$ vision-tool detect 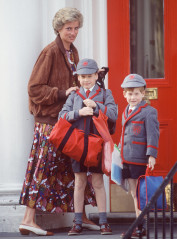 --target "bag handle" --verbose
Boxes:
[145,166,154,176]
[80,116,92,164]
